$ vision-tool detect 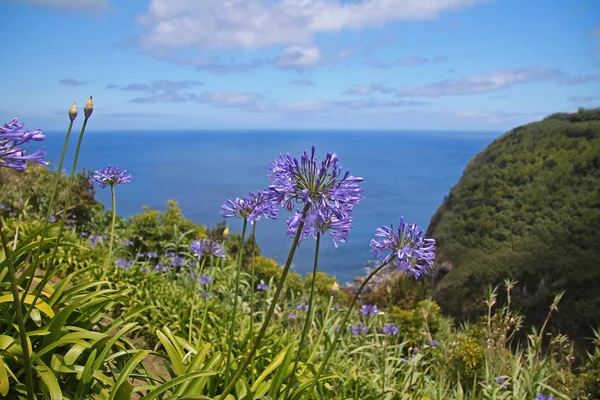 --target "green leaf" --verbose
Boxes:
[0,356,10,396]
[108,350,150,400]
[156,330,185,376]
[0,292,55,318]
[139,371,217,400]
[35,364,62,400]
